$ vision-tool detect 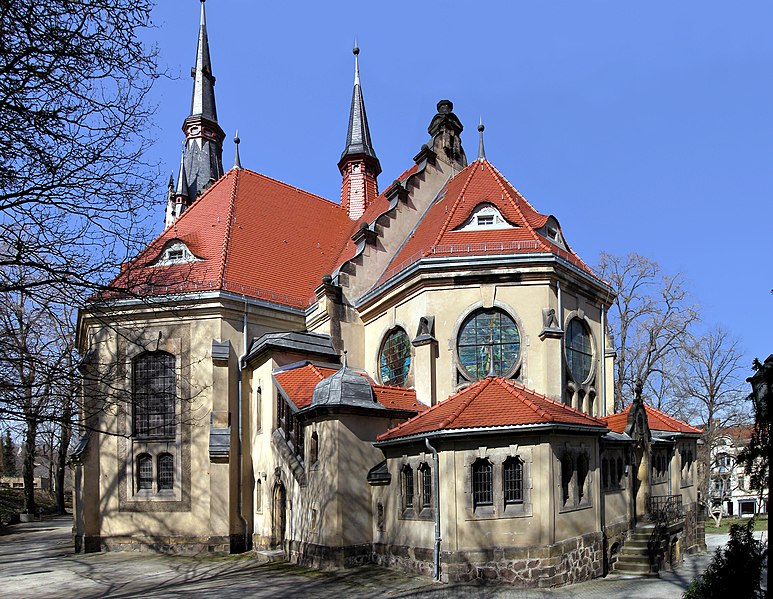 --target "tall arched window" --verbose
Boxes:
[157,453,174,490]
[419,463,432,509]
[379,328,411,386]
[561,454,574,506]
[458,308,520,381]
[401,465,414,510]
[503,457,523,505]
[577,453,589,502]
[565,319,593,383]
[309,431,319,465]
[133,352,176,439]
[472,459,493,508]
[137,453,153,491]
